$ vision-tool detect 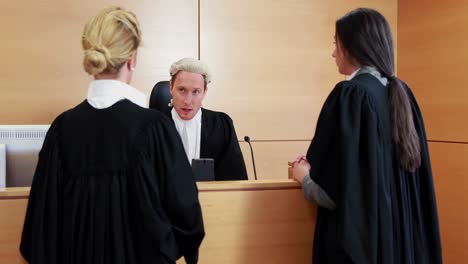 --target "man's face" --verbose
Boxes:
[170,71,207,120]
